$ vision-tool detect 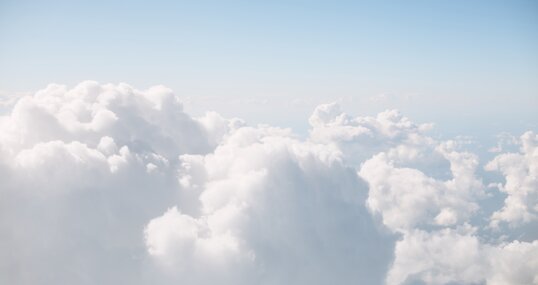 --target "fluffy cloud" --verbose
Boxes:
[308,102,537,284]
[387,228,538,285]
[309,102,434,164]
[0,81,231,284]
[387,228,488,285]
[145,125,394,284]
[358,141,484,231]
[0,82,536,285]
[358,136,538,285]
[486,131,538,227]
